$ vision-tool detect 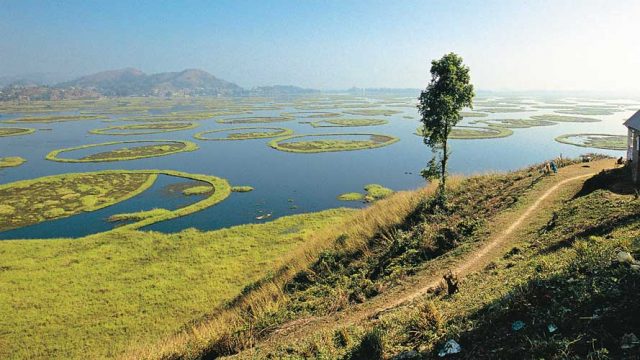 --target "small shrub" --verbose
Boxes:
[349,327,385,360]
